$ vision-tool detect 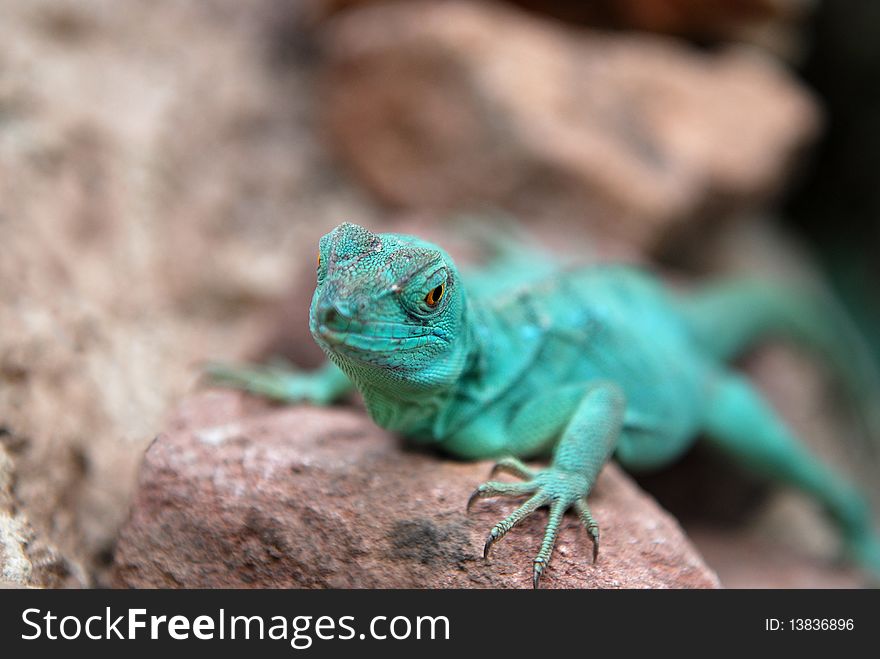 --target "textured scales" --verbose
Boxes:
[208,222,880,587]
